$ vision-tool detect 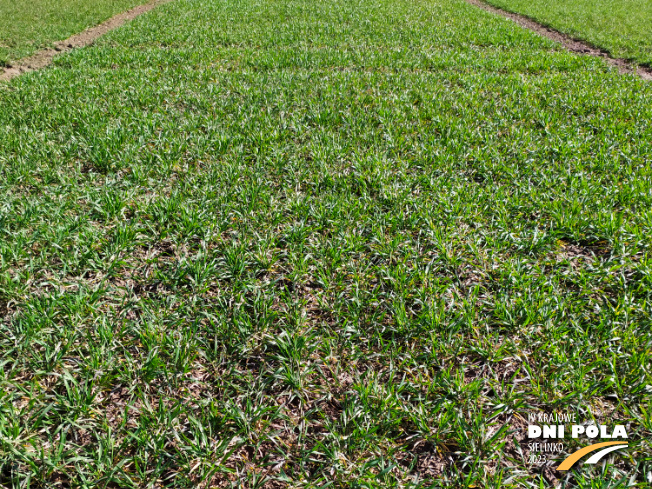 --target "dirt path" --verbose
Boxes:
[0,0,168,82]
[465,0,652,81]
[2,0,649,83]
